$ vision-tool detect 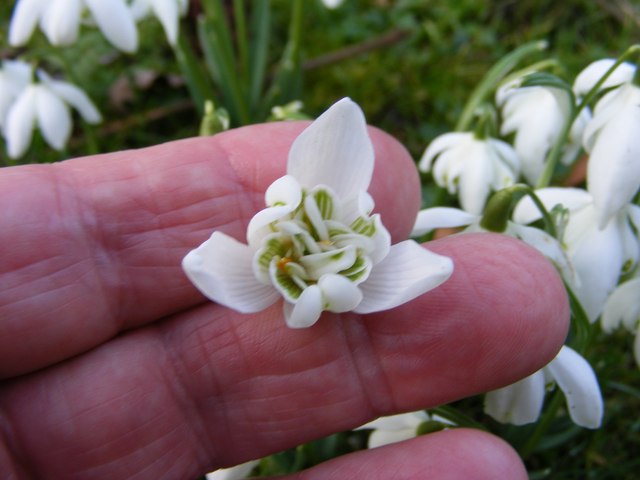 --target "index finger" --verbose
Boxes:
[0,123,420,377]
